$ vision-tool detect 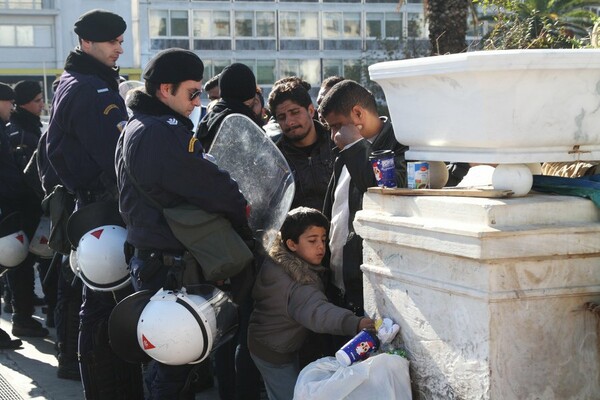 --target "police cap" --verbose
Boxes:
[143,48,204,84]
[14,81,42,106]
[0,83,15,101]
[74,9,126,42]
